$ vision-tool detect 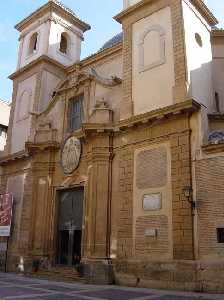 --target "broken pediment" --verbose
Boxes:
[57,67,122,93]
